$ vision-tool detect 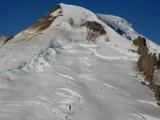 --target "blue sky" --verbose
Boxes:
[0,0,160,44]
